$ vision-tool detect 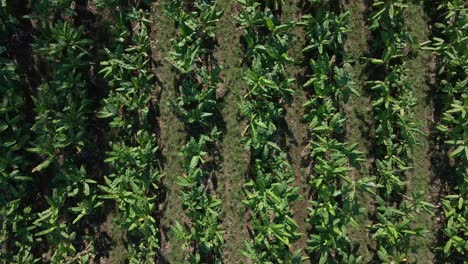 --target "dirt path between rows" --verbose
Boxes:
[151,1,186,262]
[343,0,375,261]
[281,0,310,256]
[214,1,250,263]
[404,3,438,262]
